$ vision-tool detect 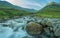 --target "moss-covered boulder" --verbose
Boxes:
[25,22,43,36]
